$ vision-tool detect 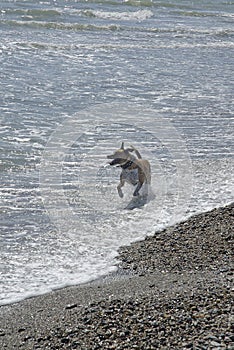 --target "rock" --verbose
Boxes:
[18,328,26,333]
[60,337,69,344]
[65,303,78,310]
[210,340,222,347]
